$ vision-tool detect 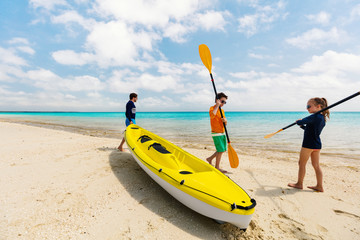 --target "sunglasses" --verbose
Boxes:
[306,105,311,109]
[221,100,227,104]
